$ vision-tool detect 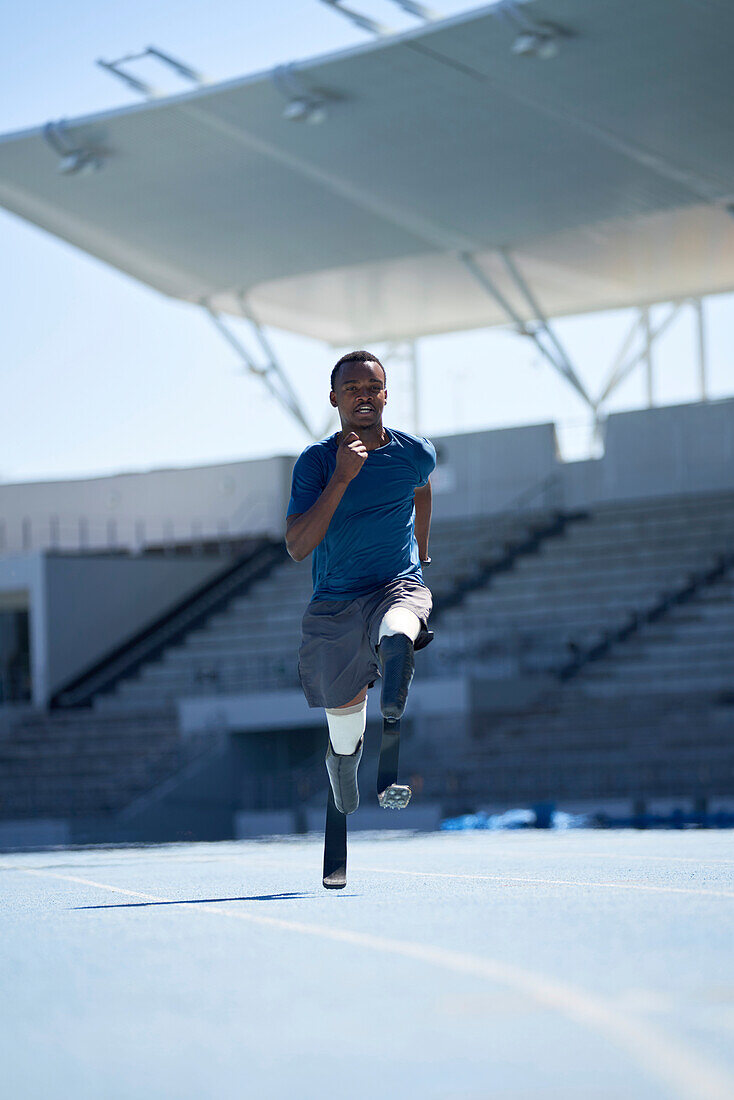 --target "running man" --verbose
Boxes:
[286,350,435,816]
